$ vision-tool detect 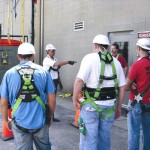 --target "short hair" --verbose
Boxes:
[112,43,119,50]
[100,44,109,49]
[18,54,33,59]
[95,43,109,50]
